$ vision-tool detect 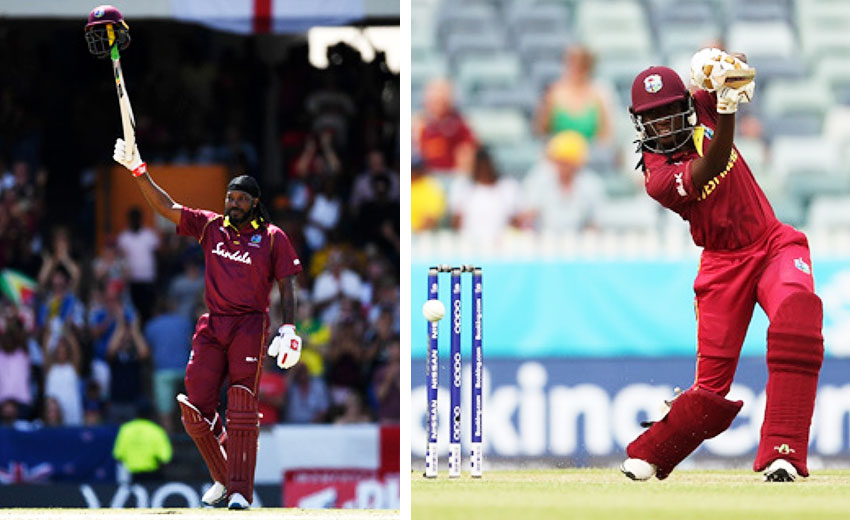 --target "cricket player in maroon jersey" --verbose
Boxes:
[619,49,824,483]
[113,138,304,508]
